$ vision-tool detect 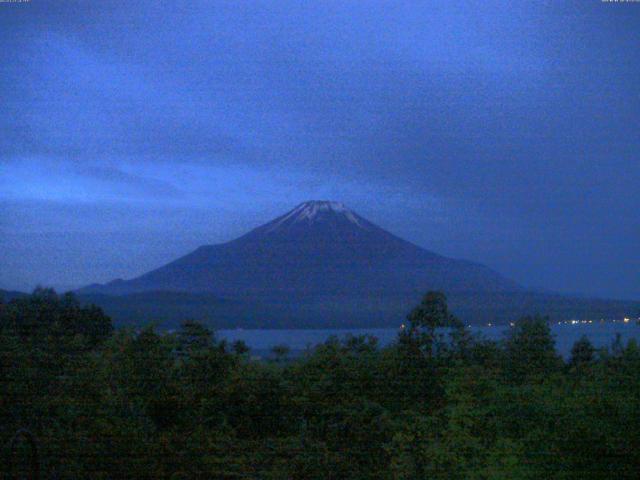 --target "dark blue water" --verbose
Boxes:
[219,320,640,358]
